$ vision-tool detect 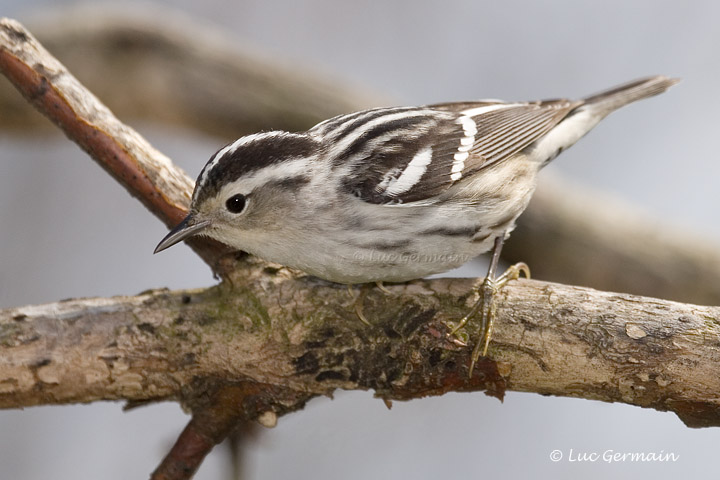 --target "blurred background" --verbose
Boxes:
[1,1,719,479]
